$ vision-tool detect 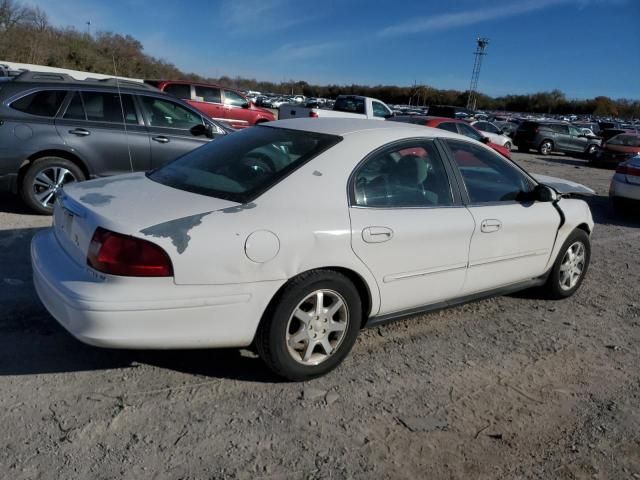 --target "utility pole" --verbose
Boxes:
[86,21,91,36]
[466,37,489,111]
